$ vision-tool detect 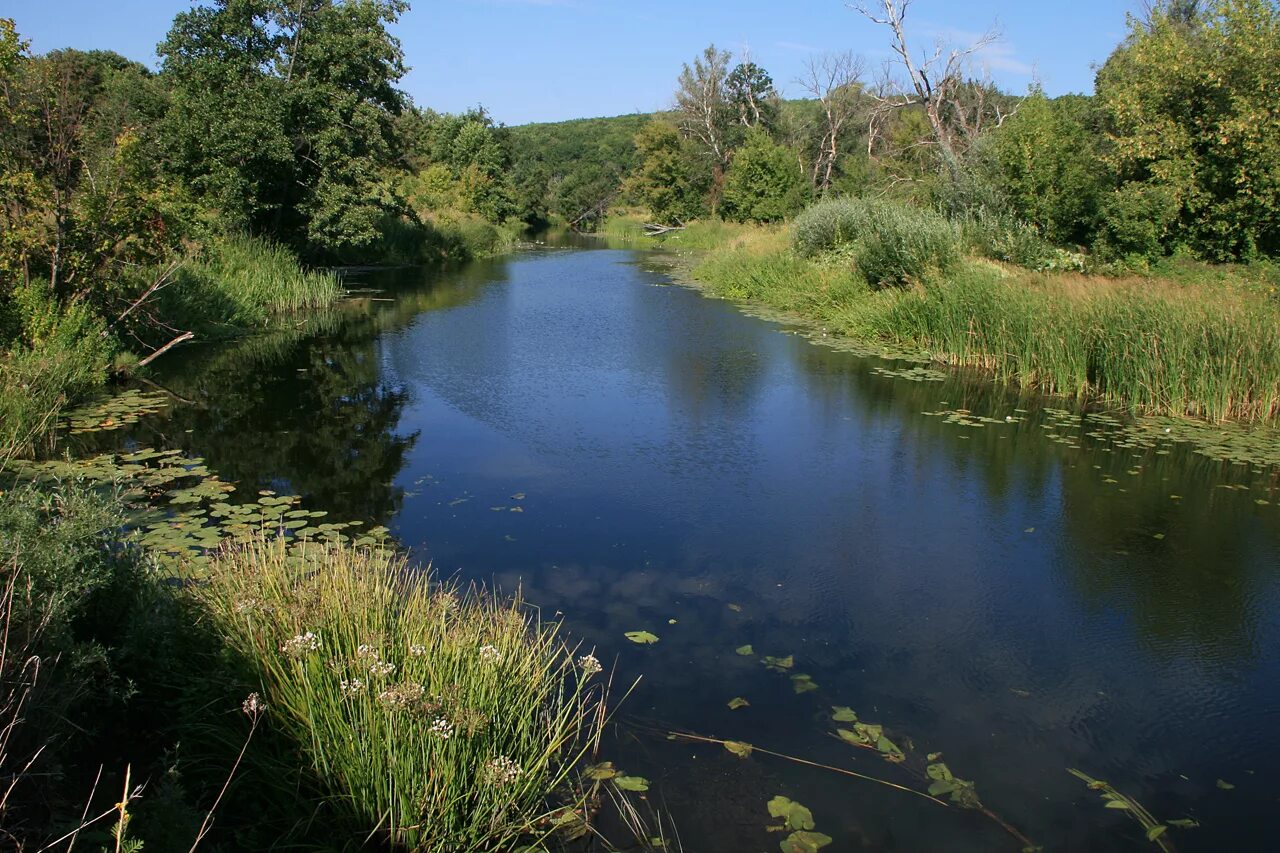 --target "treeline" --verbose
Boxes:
[540,0,1278,268]
[0,2,527,457]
